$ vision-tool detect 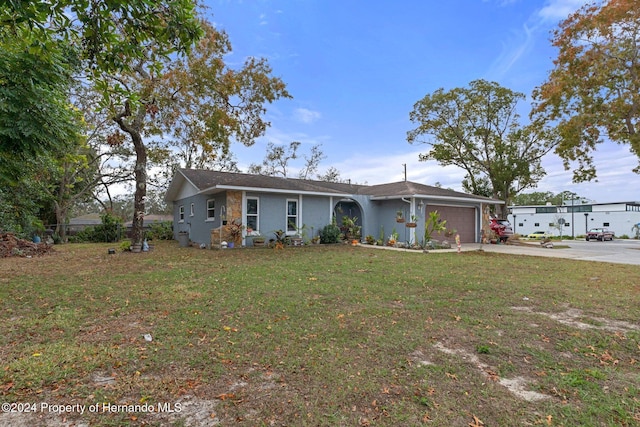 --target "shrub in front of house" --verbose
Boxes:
[319,223,341,244]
